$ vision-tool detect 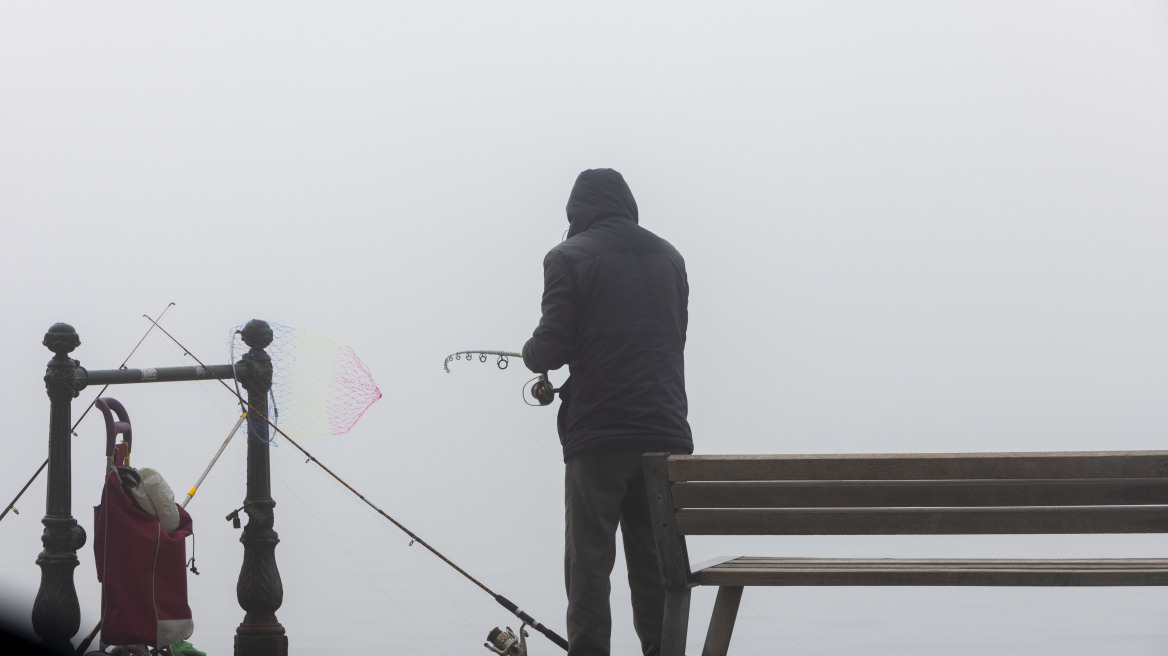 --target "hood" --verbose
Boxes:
[565,168,639,238]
